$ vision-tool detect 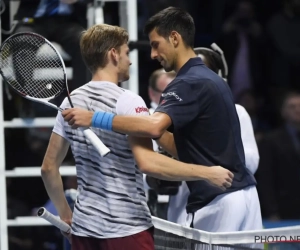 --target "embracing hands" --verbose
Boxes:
[62,108,93,129]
